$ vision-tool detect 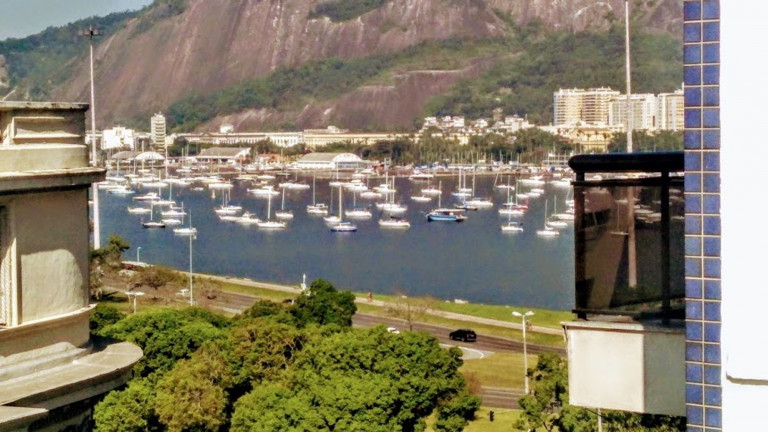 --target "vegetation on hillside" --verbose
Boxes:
[309,0,390,22]
[91,279,479,431]
[0,11,140,99]
[425,19,682,125]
